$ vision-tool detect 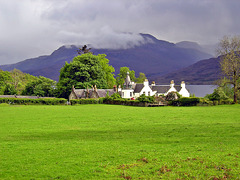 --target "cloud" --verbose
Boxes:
[0,0,240,65]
